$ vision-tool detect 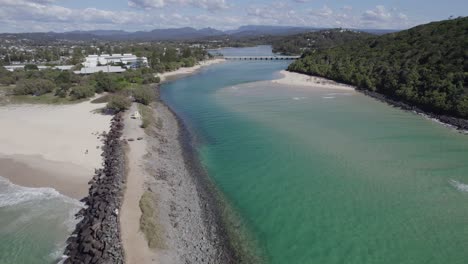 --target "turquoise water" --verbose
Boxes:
[0,176,80,264]
[161,46,468,263]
